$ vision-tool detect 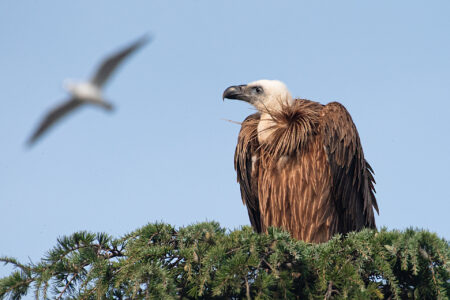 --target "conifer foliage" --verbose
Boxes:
[1,222,449,299]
